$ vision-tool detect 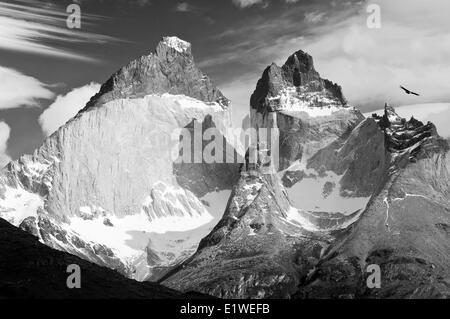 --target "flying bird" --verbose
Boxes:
[400,85,420,96]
